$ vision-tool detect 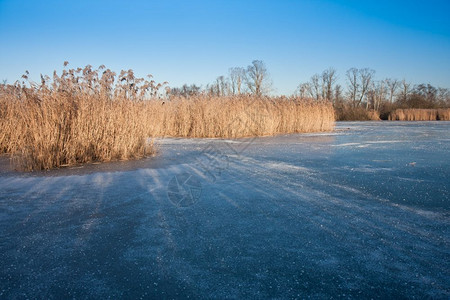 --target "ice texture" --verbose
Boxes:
[0,121,449,298]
